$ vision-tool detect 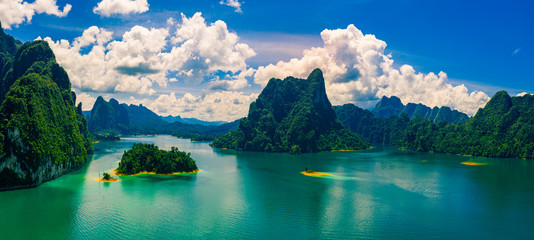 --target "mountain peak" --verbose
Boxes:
[213,69,369,153]
[481,91,512,116]
[372,96,404,118]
